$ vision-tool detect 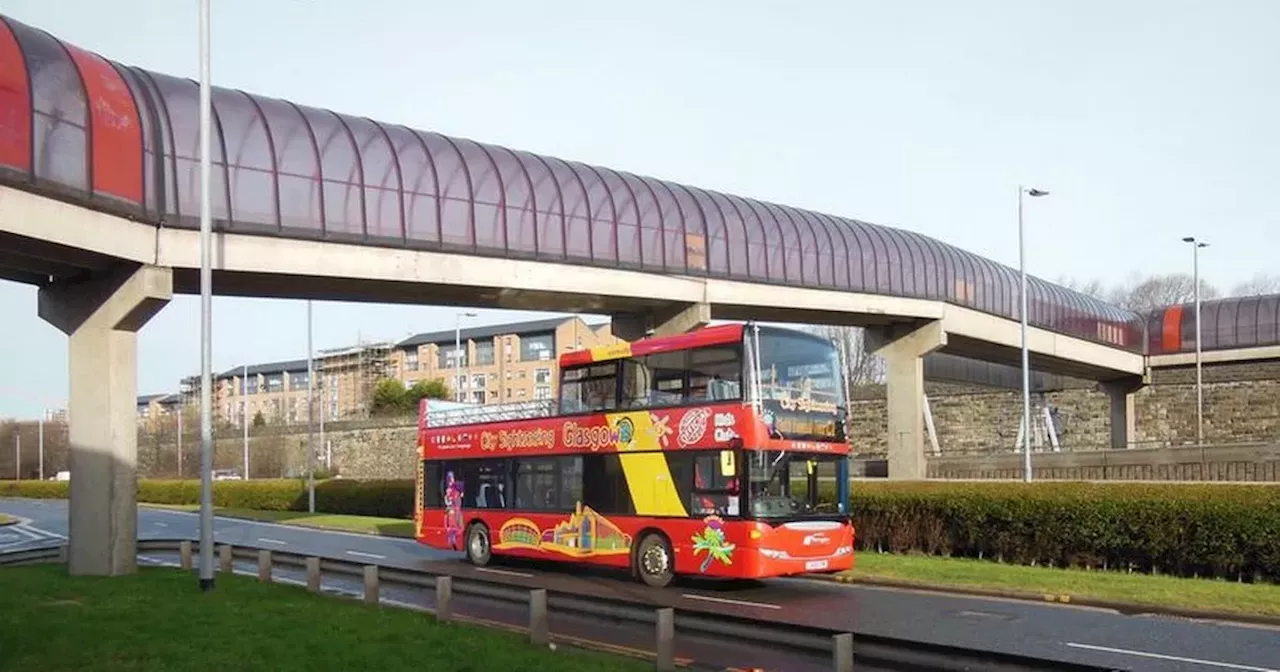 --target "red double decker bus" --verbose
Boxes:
[414,322,854,587]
